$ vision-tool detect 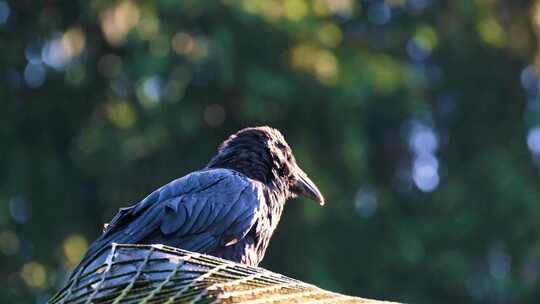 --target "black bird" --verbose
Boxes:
[70,126,324,279]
